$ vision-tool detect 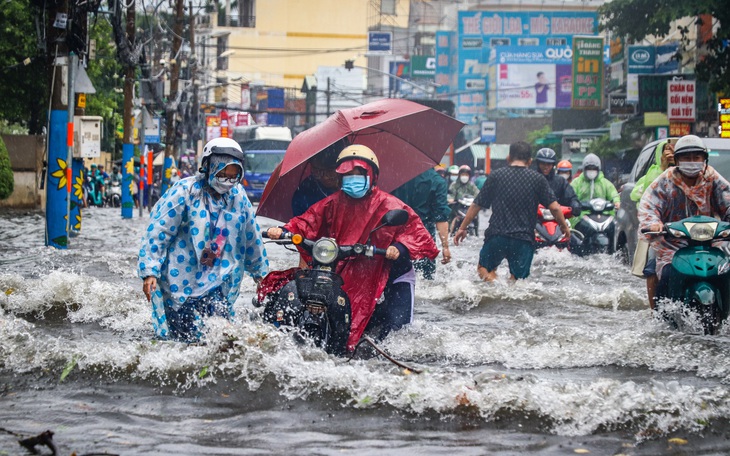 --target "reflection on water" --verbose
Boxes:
[1,207,730,454]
